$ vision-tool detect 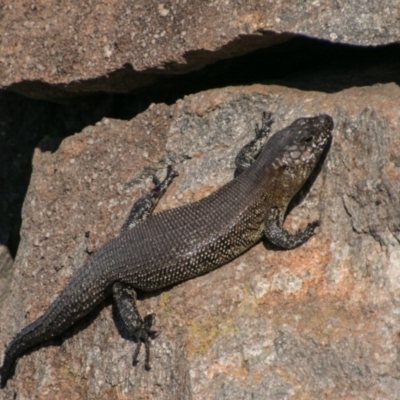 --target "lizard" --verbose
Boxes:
[0,111,333,388]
